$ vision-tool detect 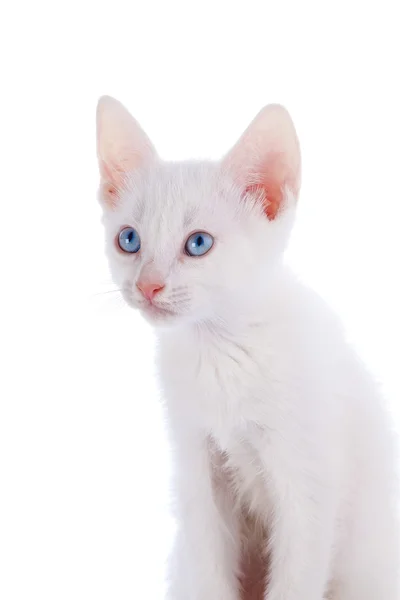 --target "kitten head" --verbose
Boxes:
[96,96,301,327]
